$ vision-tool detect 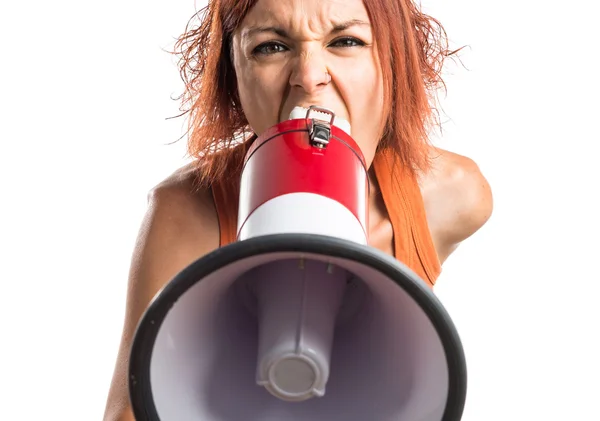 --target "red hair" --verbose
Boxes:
[171,0,462,186]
